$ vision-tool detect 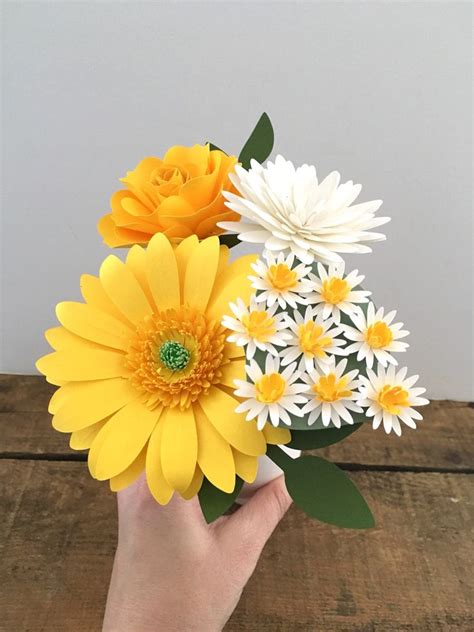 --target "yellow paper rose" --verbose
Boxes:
[98,145,240,247]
